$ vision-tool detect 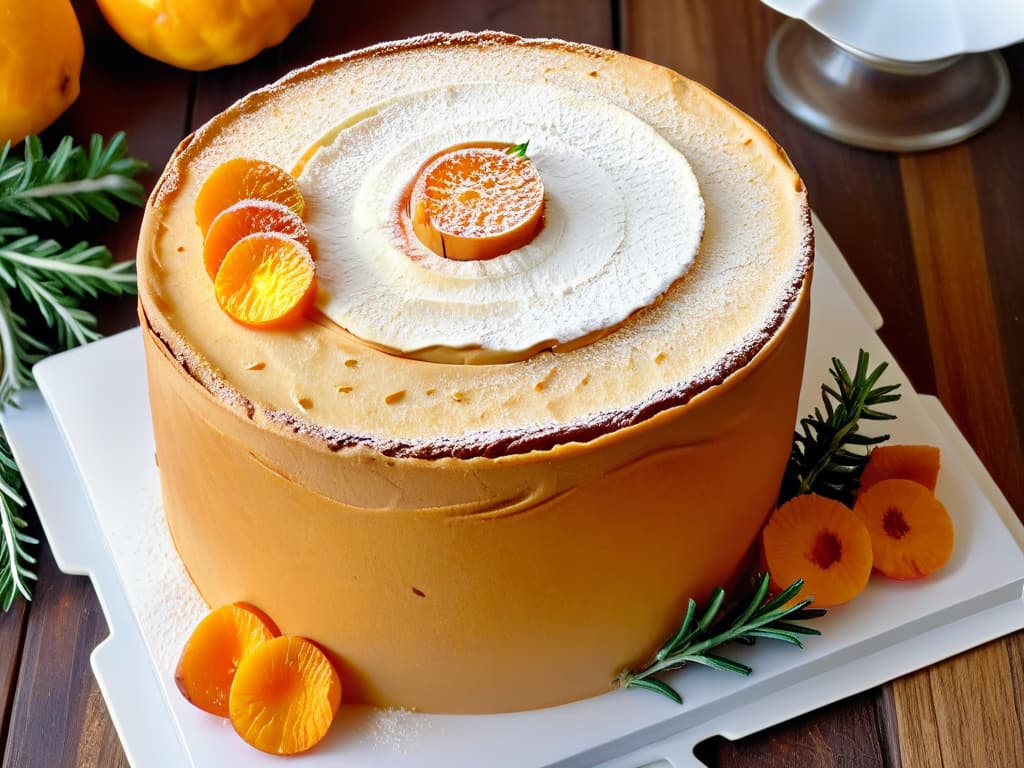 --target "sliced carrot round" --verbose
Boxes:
[195,158,305,235]
[175,603,278,717]
[859,444,941,495]
[409,145,544,261]
[854,478,954,580]
[214,232,316,328]
[230,635,342,756]
[762,493,874,607]
[203,200,311,280]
